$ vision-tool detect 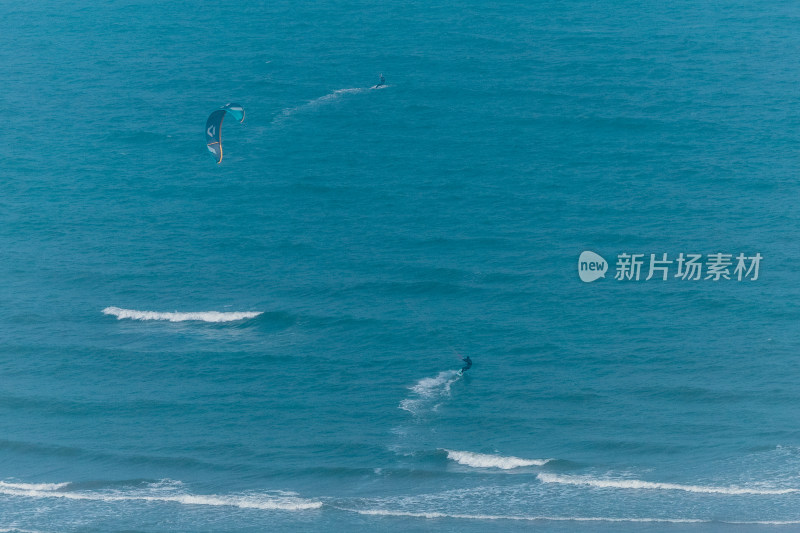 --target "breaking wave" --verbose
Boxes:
[442,449,551,469]
[102,307,262,323]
